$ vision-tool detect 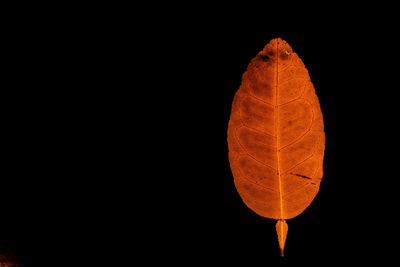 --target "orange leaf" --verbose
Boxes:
[227,38,325,256]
